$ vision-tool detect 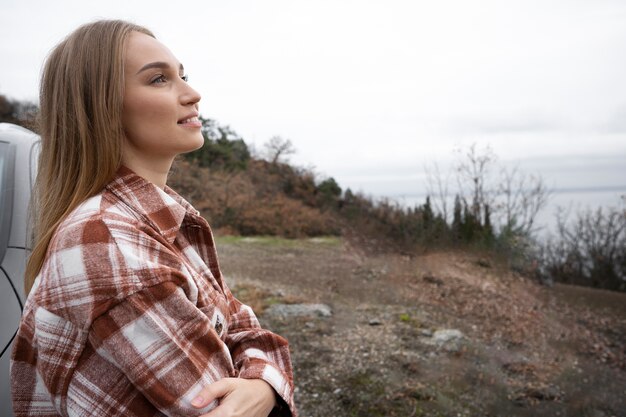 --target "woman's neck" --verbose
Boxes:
[121,152,173,190]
